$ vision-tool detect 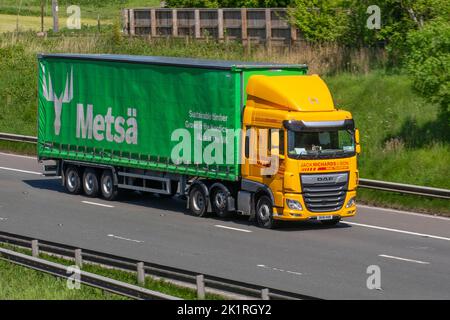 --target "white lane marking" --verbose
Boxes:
[0,217,8,221]
[0,152,36,159]
[214,225,252,233]
[107,234,144,243]
[0,166,41,175]
[257,264,302,276]
[359,204,450,221]
[81,201,115,208]
[345,221,450,242]
[379,254,430,265]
